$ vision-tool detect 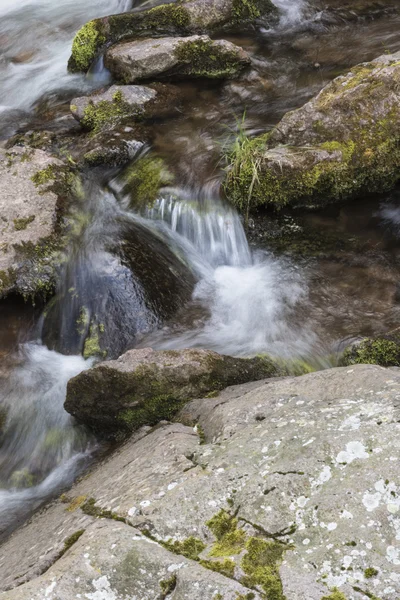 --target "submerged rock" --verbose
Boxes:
[2,365,400,599]
[68,0,277,73]
[225,51,400,211]
[105,35,250,82]
[64,347,279,437]
[0,147,75,300]
[70,84,156,132]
